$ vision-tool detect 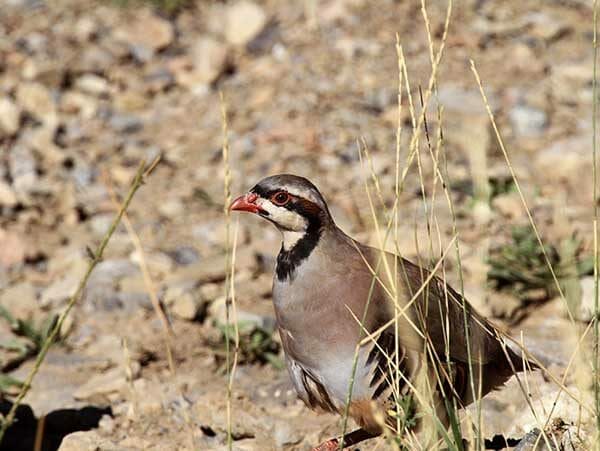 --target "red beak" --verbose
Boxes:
[229,193,263,214]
